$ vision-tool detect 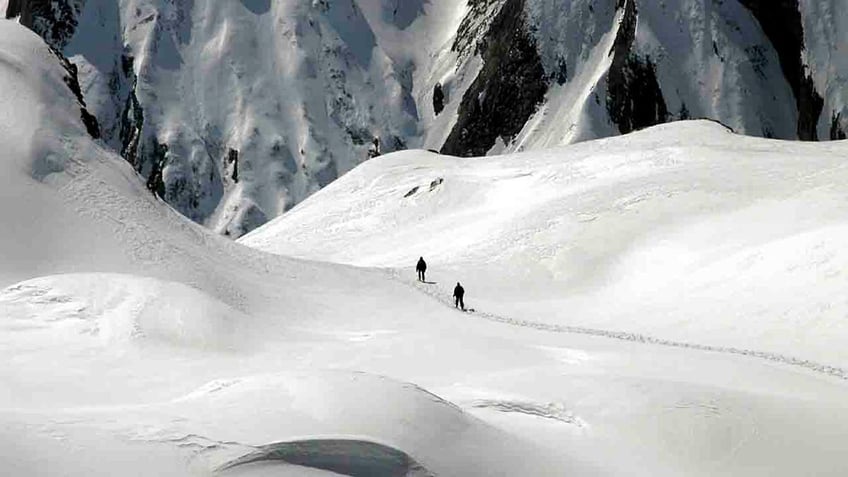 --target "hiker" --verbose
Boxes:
[416,256,427,282]
[453,282,465,310]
